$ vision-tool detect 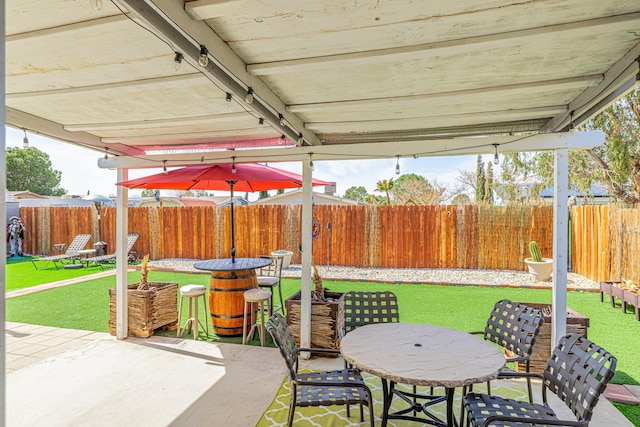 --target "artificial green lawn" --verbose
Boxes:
[6,255,115,291]
[5,262,640,425]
